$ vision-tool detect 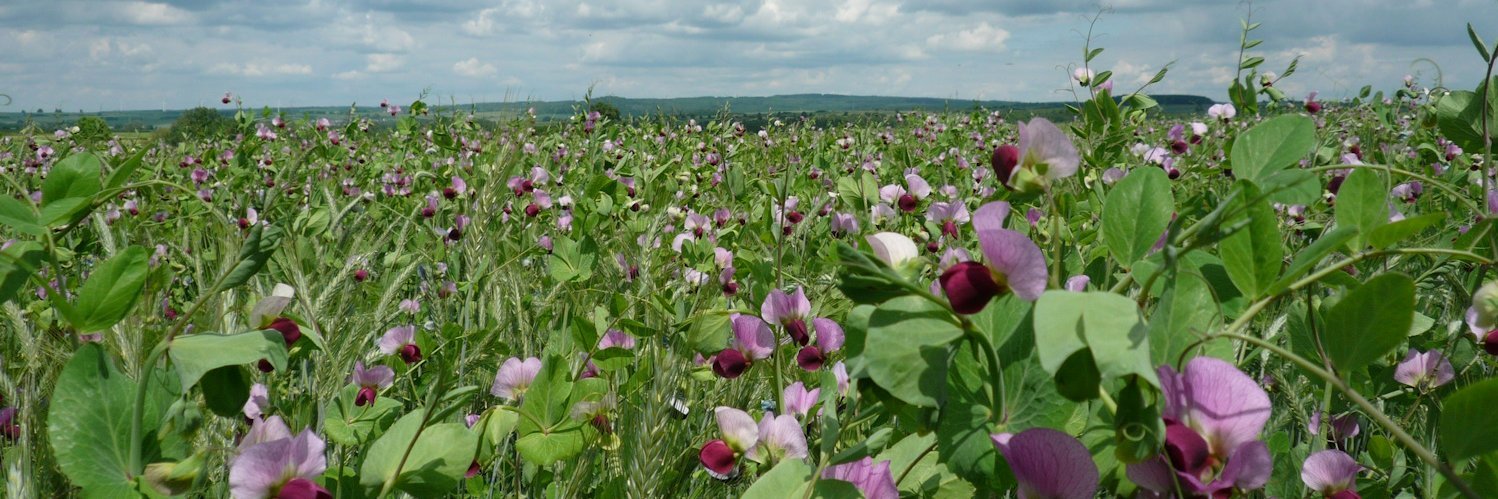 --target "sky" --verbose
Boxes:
[1,0,1496,112]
